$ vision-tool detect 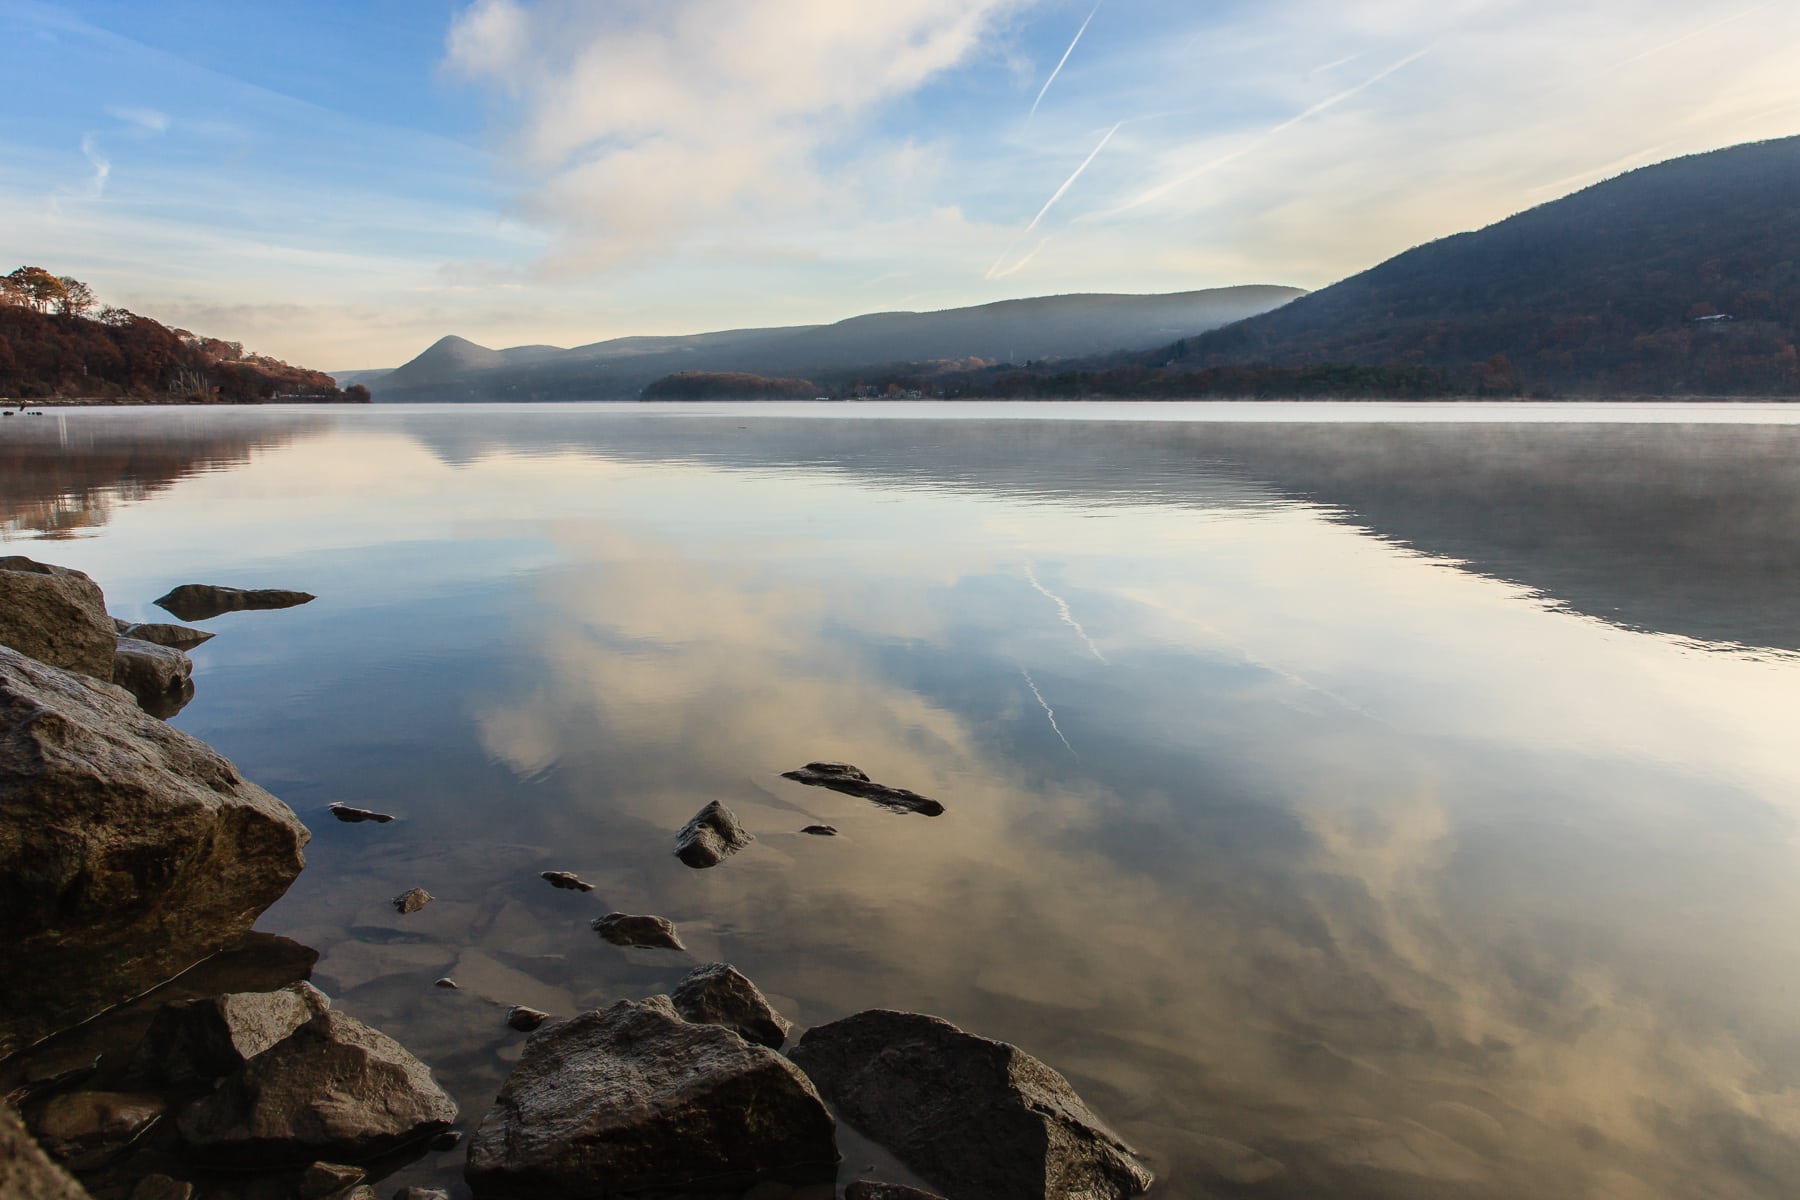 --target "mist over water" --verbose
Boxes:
[7,401,1800,1199]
